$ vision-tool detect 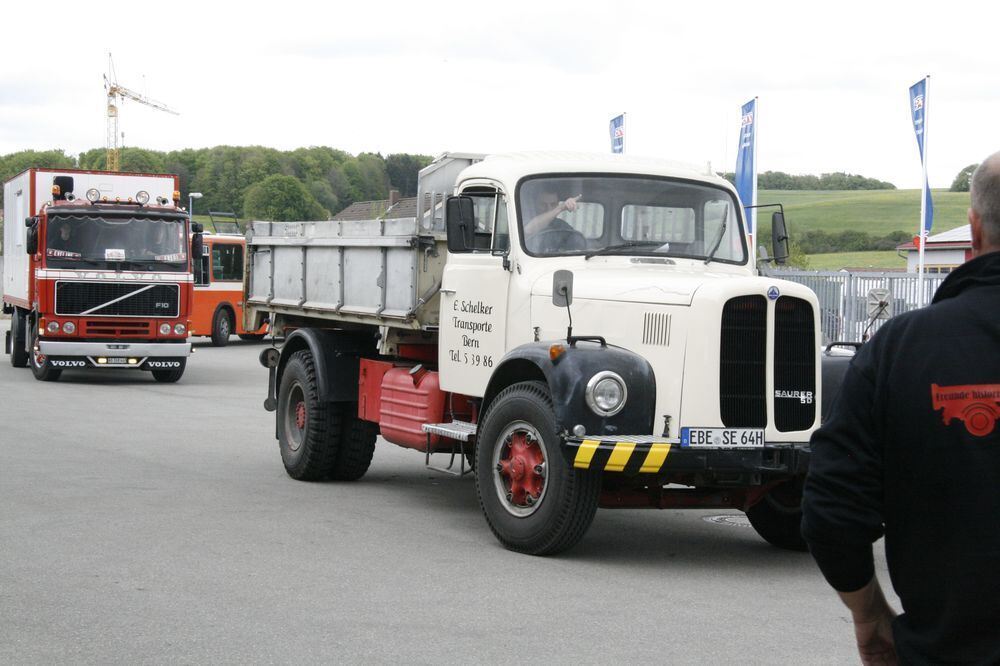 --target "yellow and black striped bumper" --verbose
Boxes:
[566,436,677,474]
